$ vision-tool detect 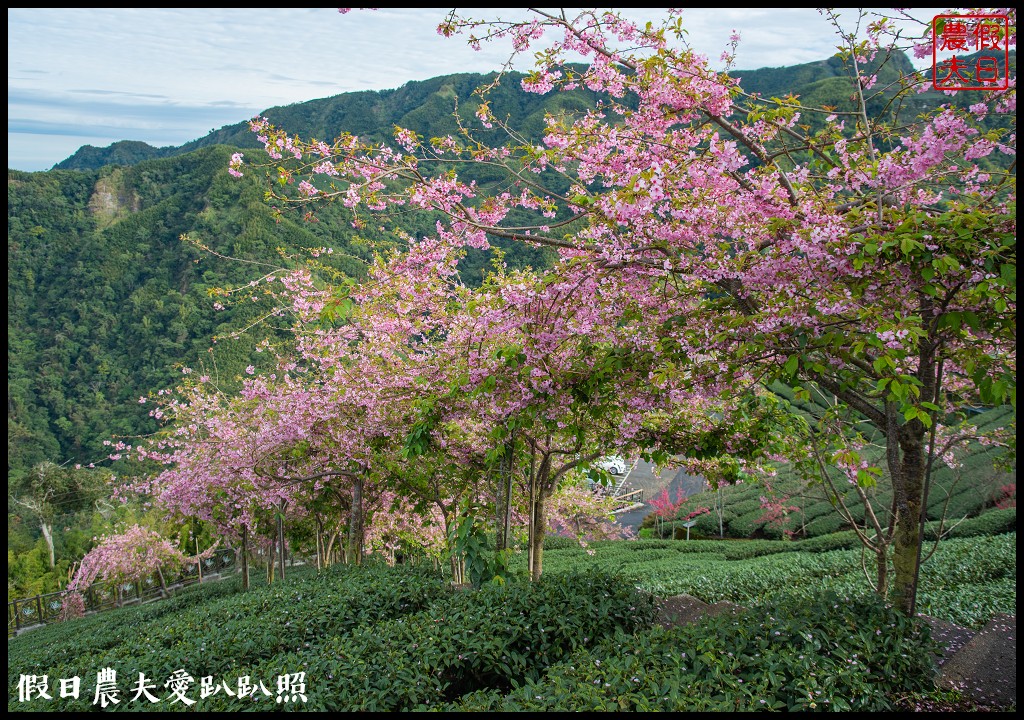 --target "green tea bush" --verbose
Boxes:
[919,533,1016,587]
[788,510,1014,557]
[8,517,1014,712]
[725,507,769,538]
[915,576,1017,629]
[795,530,862,553]
[202,569,656,711]
[8,563,450,712]
[543,535,584,551]
[447,591,938,711]
[932,507,1015,539]
[797,499,841,524]
[933,484,996,520]
[657,404,1013,543]
[642,537,788,561]
[7,565,311,672]
[689,512,724,537]
[802,511,851,537]
[720,497,765,518]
